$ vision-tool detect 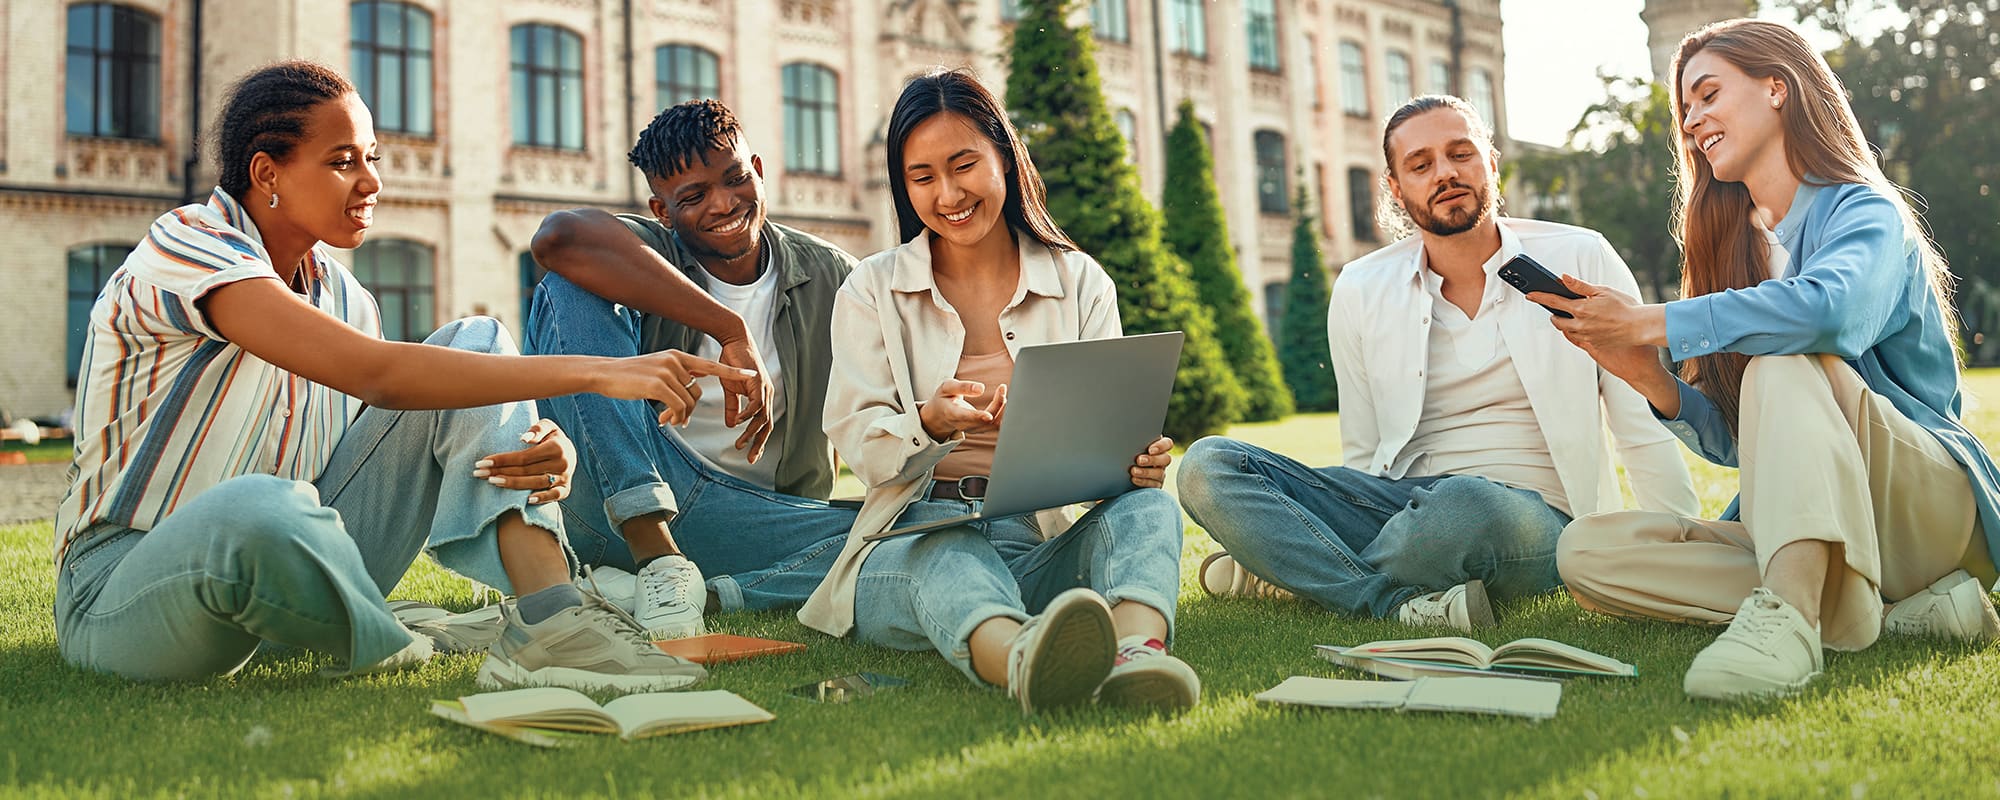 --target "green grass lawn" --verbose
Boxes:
[1,437,73,464]
[7,376,2000,797]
